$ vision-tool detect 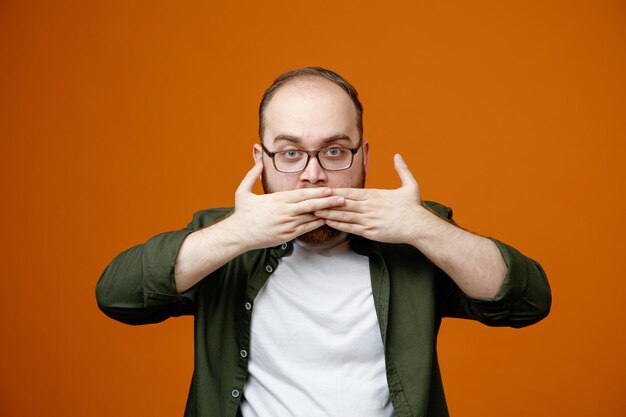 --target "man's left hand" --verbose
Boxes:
[314,154,426,244]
